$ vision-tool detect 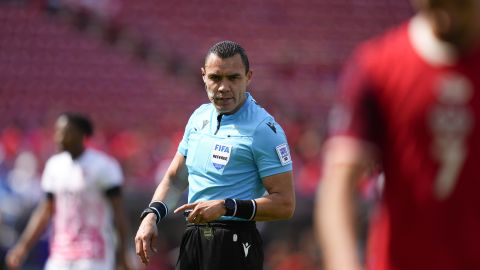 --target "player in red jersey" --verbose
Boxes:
[314,0,480,269]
